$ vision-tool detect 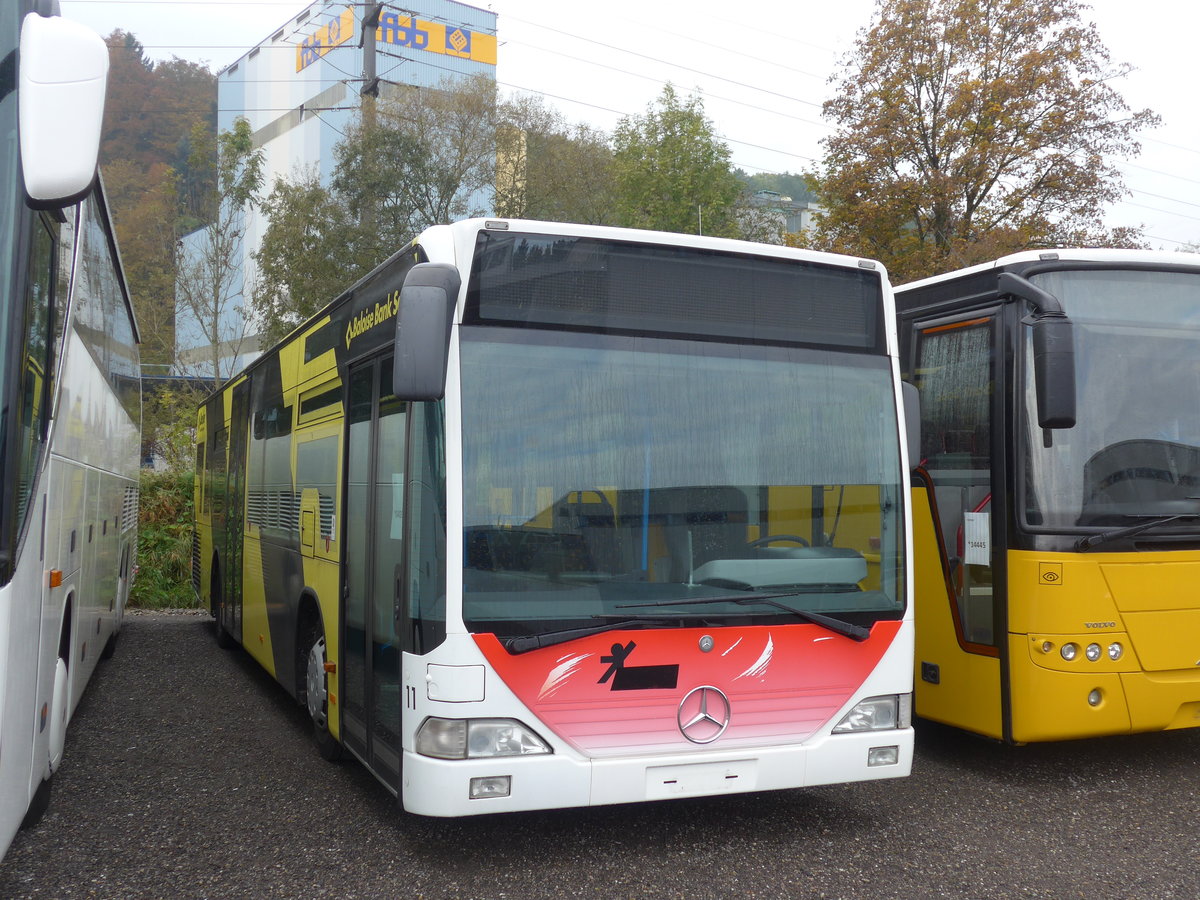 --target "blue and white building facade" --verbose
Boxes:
[175,0,498,377]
